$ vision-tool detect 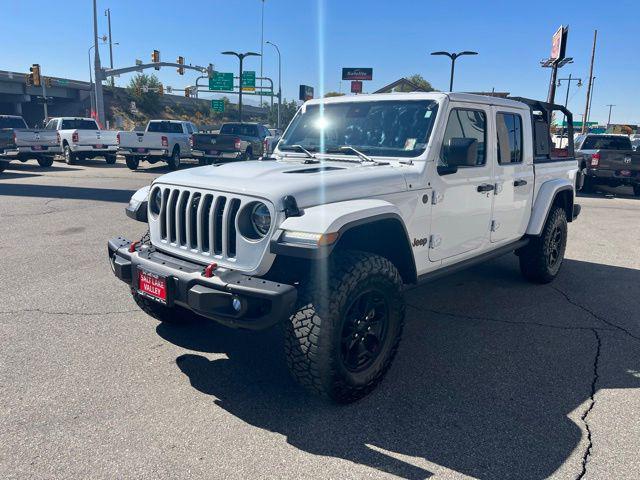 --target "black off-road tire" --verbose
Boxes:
[130,288,189,324]
[63,144,76,165]
[633,184,640,197]
[105,154,117,165]
[37,156,54,168]
[0,161,7,173]
[166,147,181,170]
[284,250,405,403]
[519,206,568,284]
[125,156,140,171]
